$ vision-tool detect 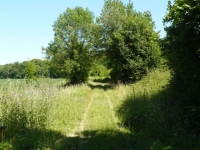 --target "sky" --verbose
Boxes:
[0,0,169,65]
